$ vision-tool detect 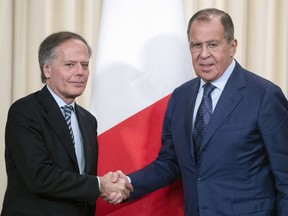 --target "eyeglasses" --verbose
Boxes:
[189,40,225,53]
